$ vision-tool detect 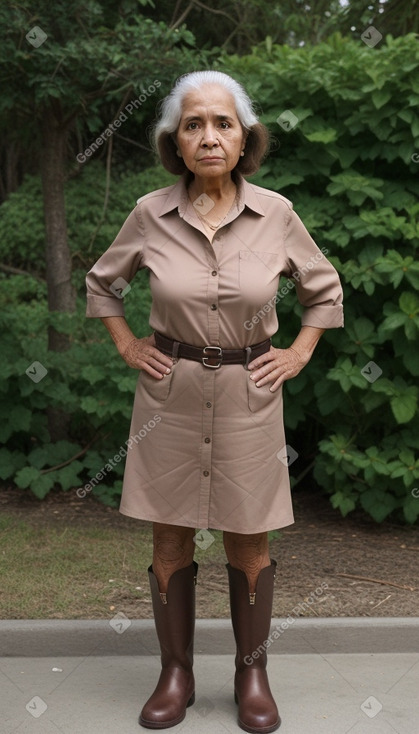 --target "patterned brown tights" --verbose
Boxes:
[152,523,270,594]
